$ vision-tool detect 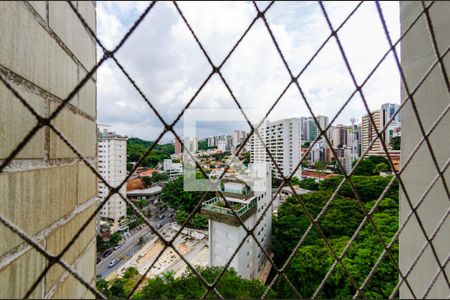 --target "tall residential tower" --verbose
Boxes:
[201,165,272,279]
[250,118,302,178]
[98,127,128,226]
